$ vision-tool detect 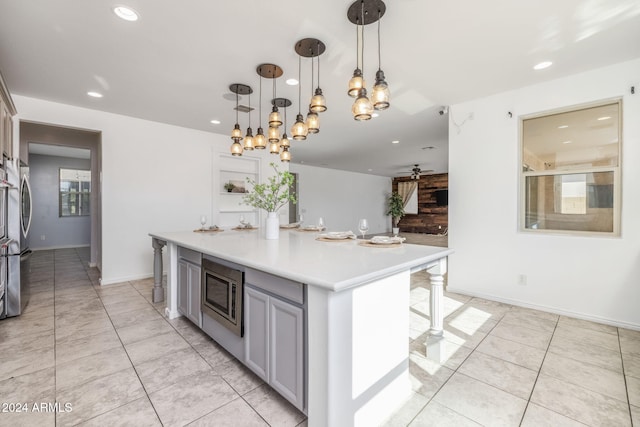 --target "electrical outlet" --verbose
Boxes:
[40,235,46,241]
[438,225,442,230]
[517,274,527,286]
